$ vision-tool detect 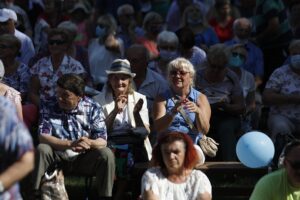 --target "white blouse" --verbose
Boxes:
[141,167,212,200]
